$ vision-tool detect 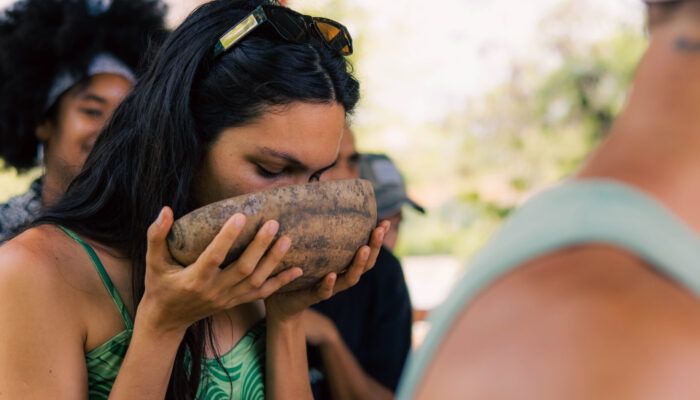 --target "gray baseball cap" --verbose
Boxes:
[359,153,425,220]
